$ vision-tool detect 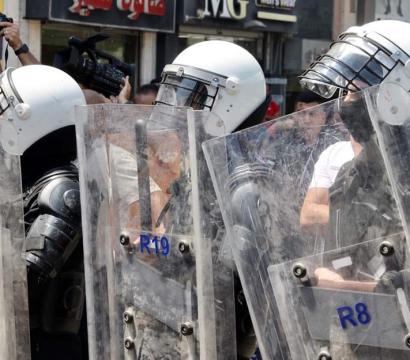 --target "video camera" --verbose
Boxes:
[0,12,13,28]
[53,33,134,98]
